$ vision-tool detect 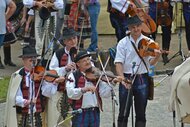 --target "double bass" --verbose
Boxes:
[127,0,157,35]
